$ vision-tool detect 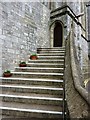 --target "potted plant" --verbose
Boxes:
[3,70,12,77]
[19,61,27,67]
[30,53,38,60]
